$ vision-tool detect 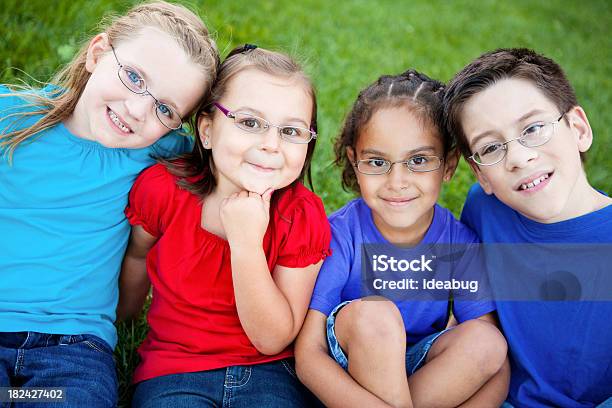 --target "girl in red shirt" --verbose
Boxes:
[118,44,331,407]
